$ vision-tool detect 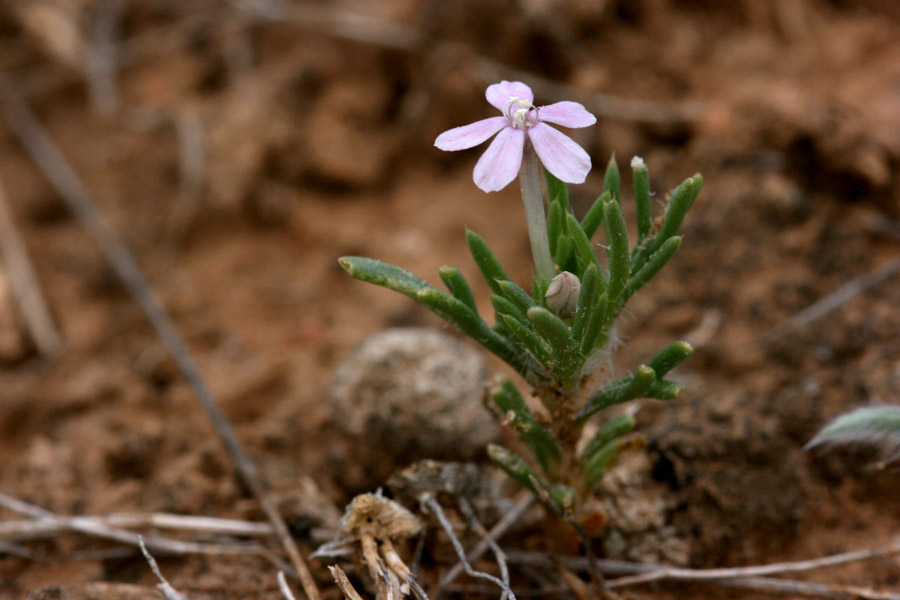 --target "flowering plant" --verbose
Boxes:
[340,81,702,528]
